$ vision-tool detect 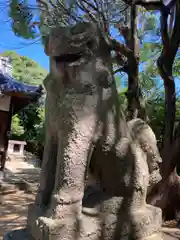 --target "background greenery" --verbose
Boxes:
[0,51,46,158]
[1,48,179,160]
[1,48,178,160]
[2,3,180,160]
